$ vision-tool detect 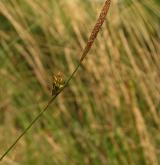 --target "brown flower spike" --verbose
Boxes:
[80,0,111,61]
